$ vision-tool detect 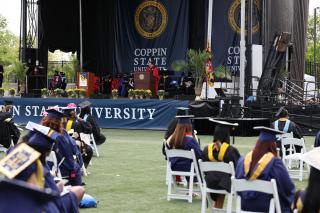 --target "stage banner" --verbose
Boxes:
[211,0,261,76]
[113,0,189,73]
[2,98,188,130]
